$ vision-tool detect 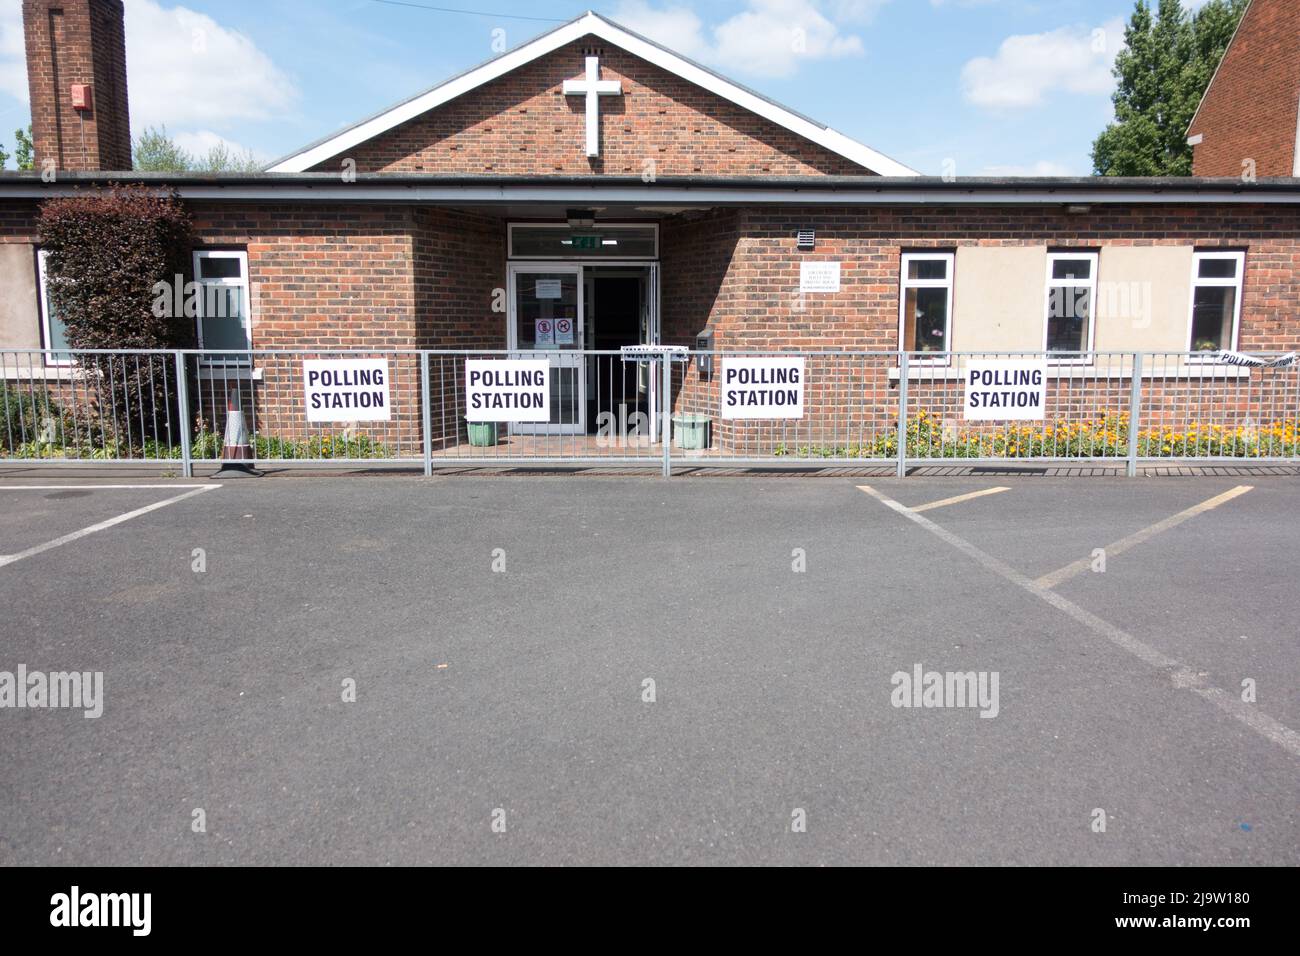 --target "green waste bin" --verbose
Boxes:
[467,421,498,447]
[672,414,709,450]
